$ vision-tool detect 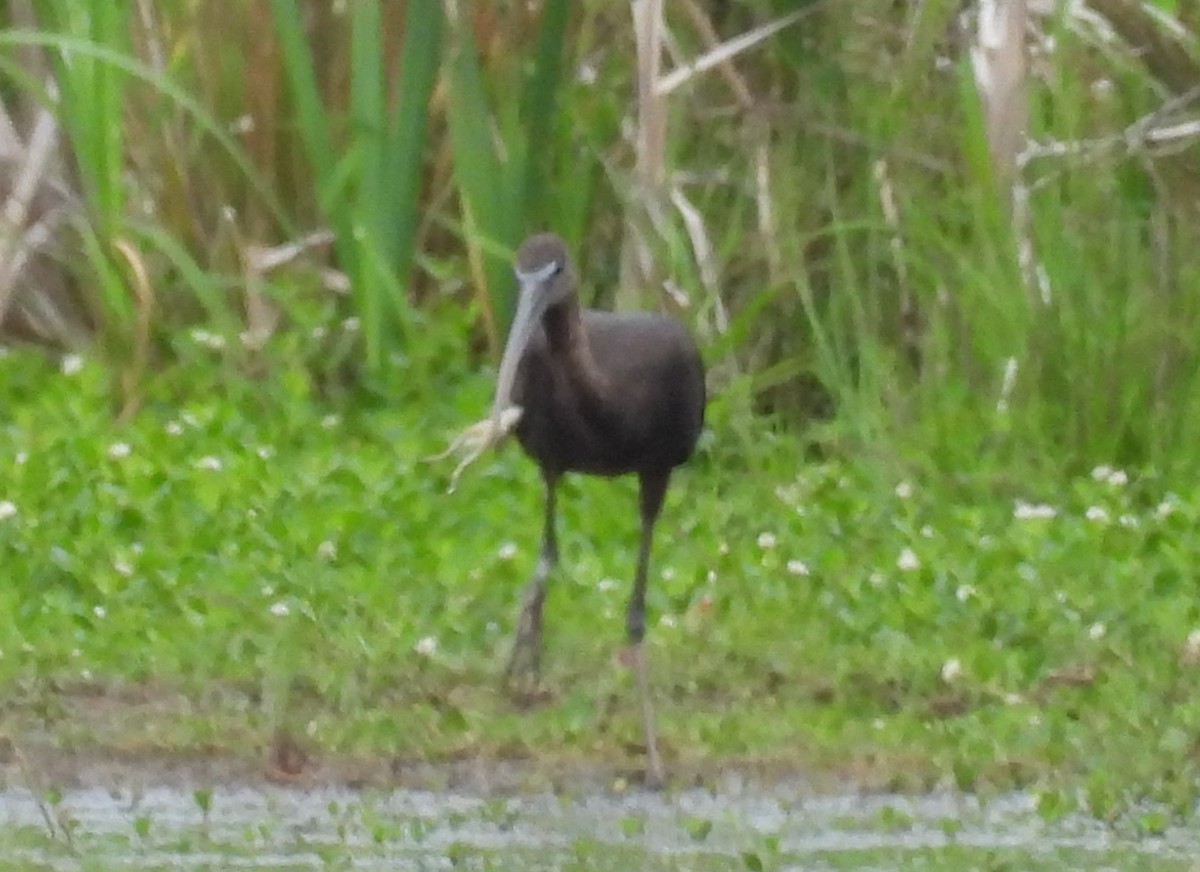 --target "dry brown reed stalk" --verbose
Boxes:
[618,0,669,311]
[0,97,61,323]
[620,1,812,331]
[113,238,153,423]
[972,0,1028,201]
[0,90,88,349]
[874,158,920,371]
[1086,0,1200,97]
[972,0,1042,303]
[241,230,337,351]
